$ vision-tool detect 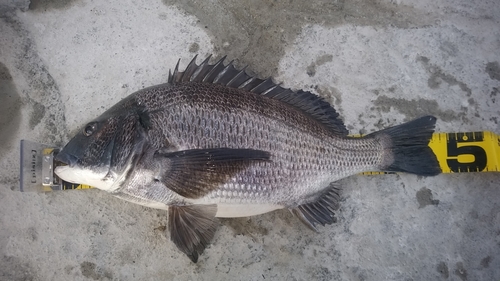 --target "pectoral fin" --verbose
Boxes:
[155,148,271,199]
[168,204,219,263]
